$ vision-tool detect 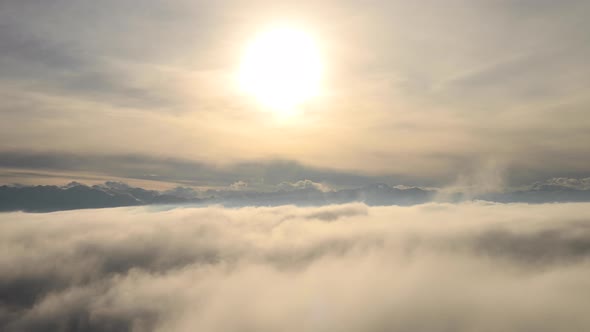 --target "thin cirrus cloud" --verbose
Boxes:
[1,202,590,331]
